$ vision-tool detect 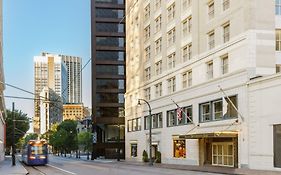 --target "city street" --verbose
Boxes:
[22,155,223,175]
